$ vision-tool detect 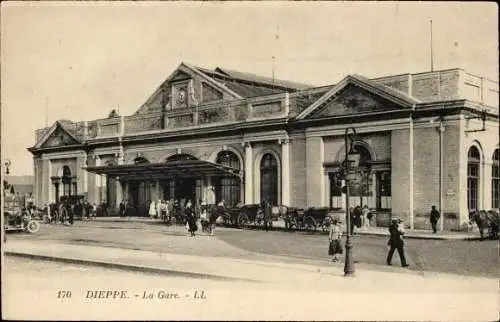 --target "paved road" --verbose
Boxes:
[216,228,500,278]
[7,220,500,278]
